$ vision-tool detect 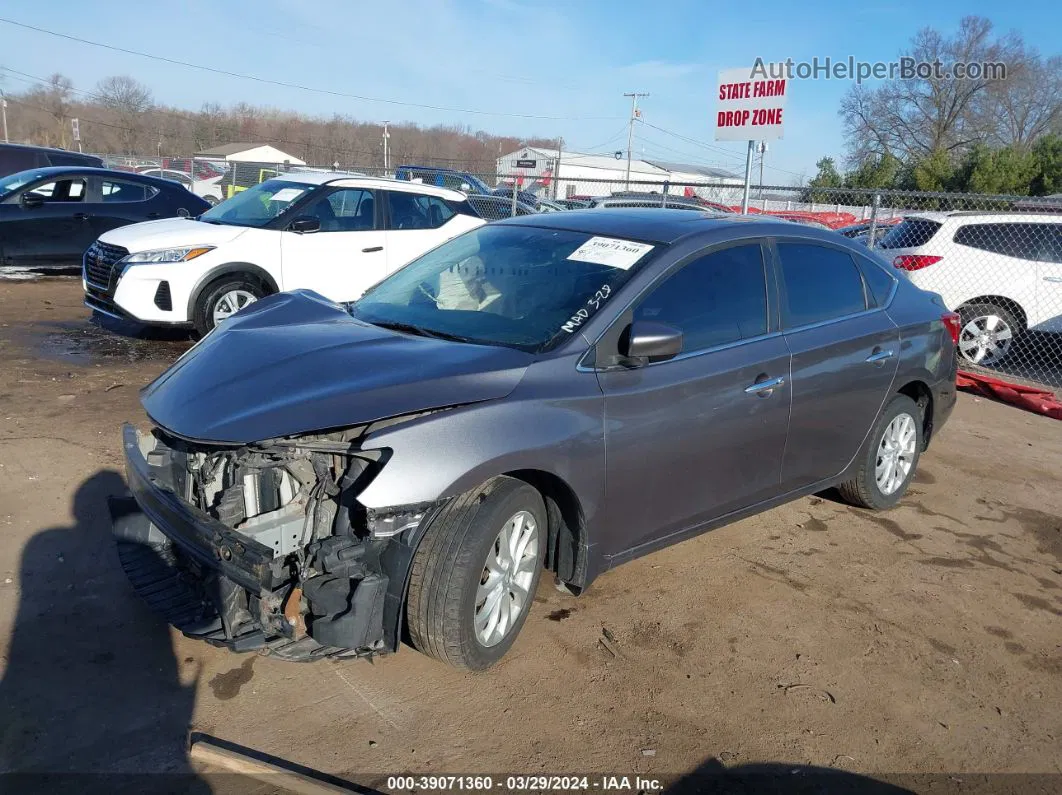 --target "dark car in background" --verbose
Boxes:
[111,209,958,671]
[394,165,493,196]
[0,167,210,268]
[467,193,539,220]
[0,142,103,179]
